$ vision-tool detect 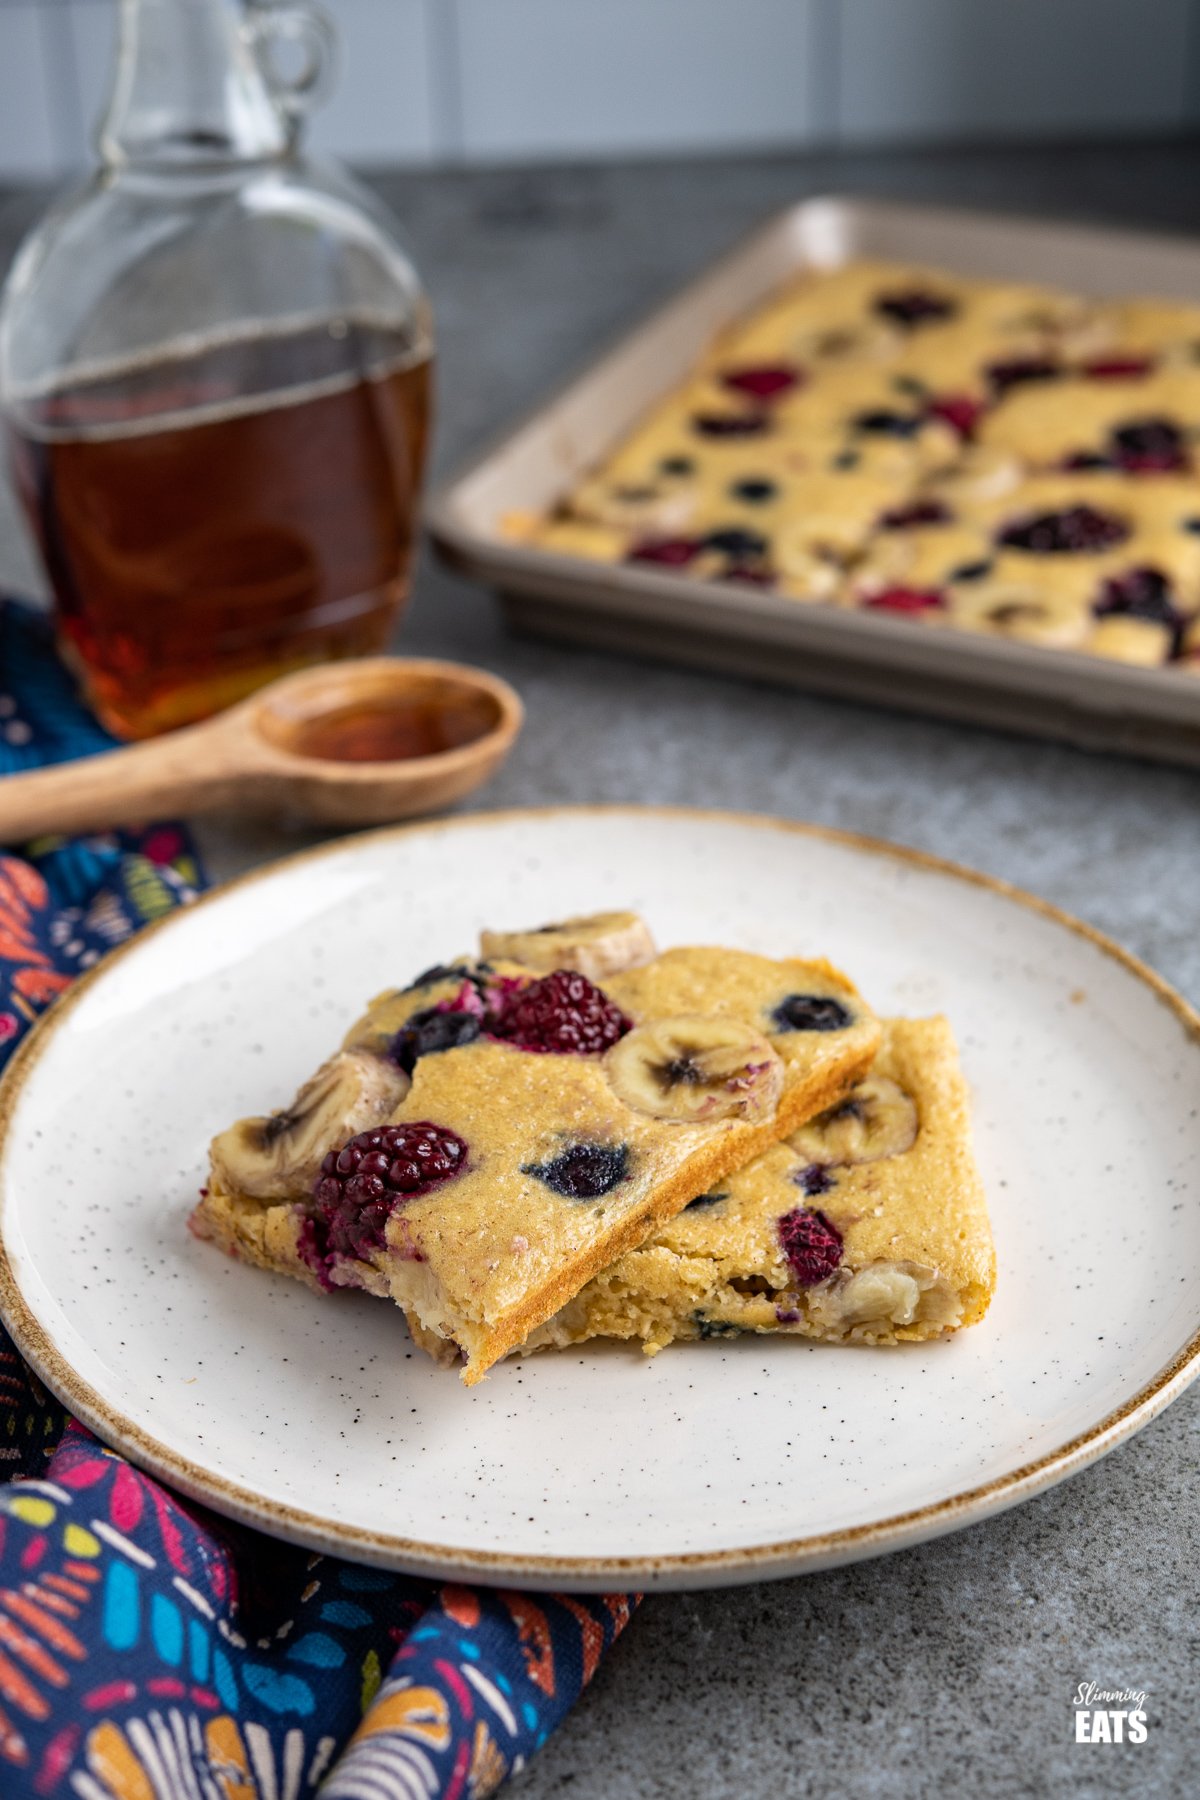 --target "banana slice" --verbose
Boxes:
[479,911,656,982]
[788,1074,918,1167]
[605,1014,783,1124]
[209,1049,409,1201]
